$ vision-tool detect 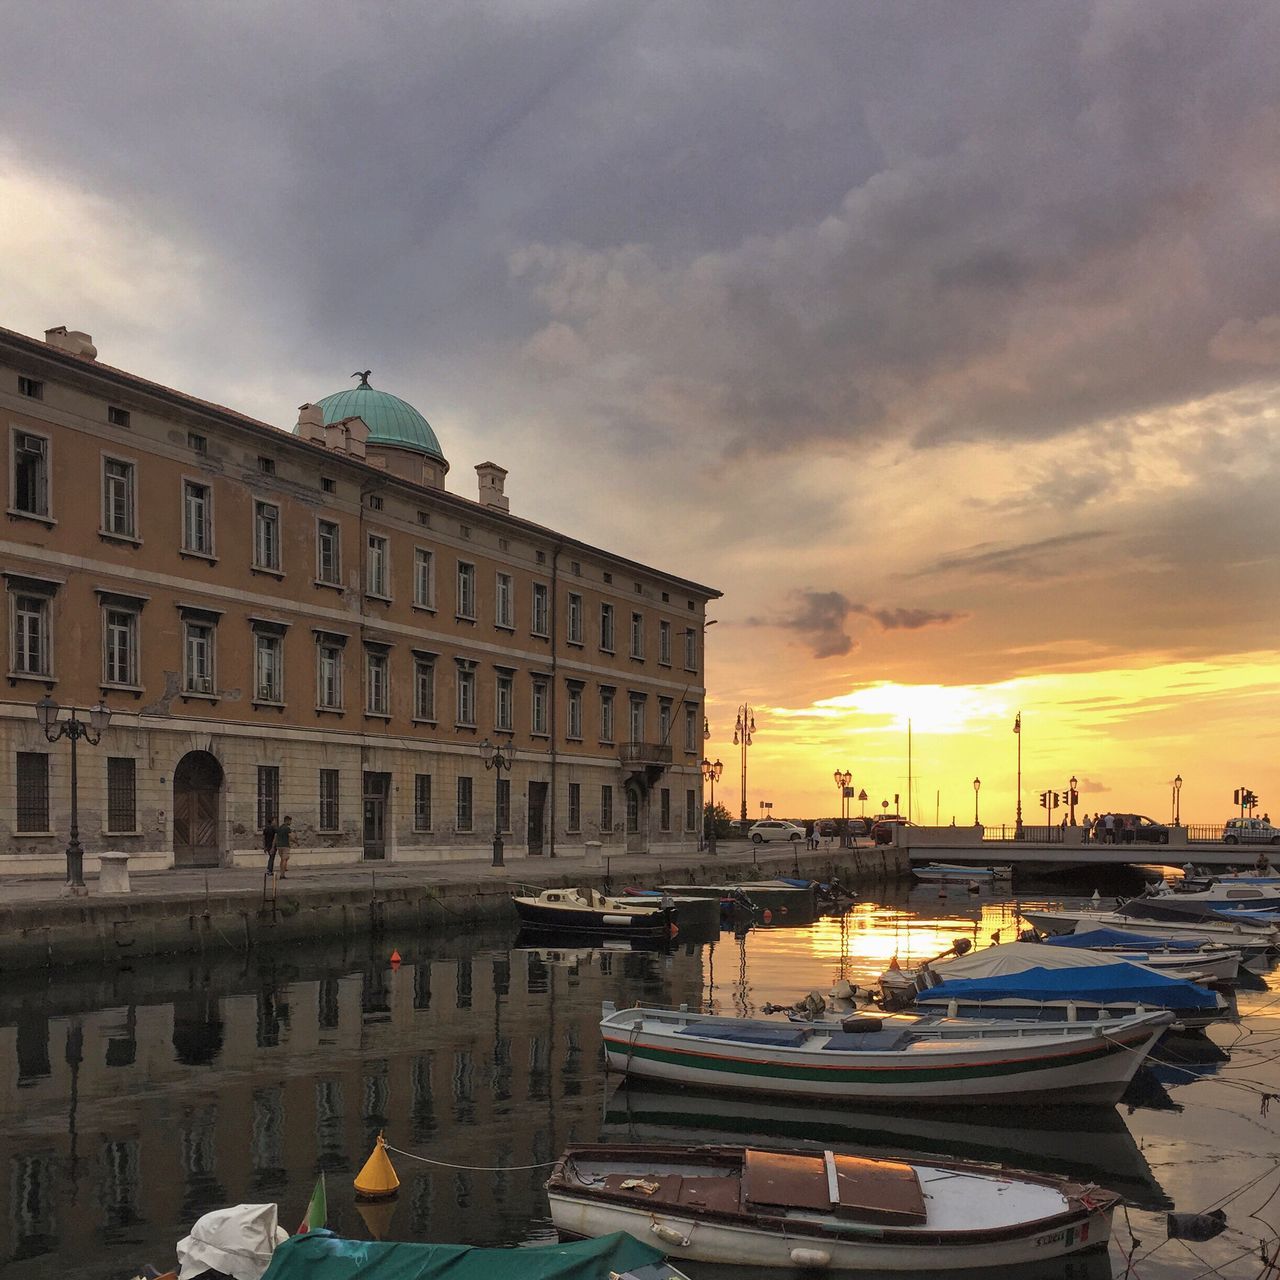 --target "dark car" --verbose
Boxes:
[871,817,913,845]
[1104,813,1169,844]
